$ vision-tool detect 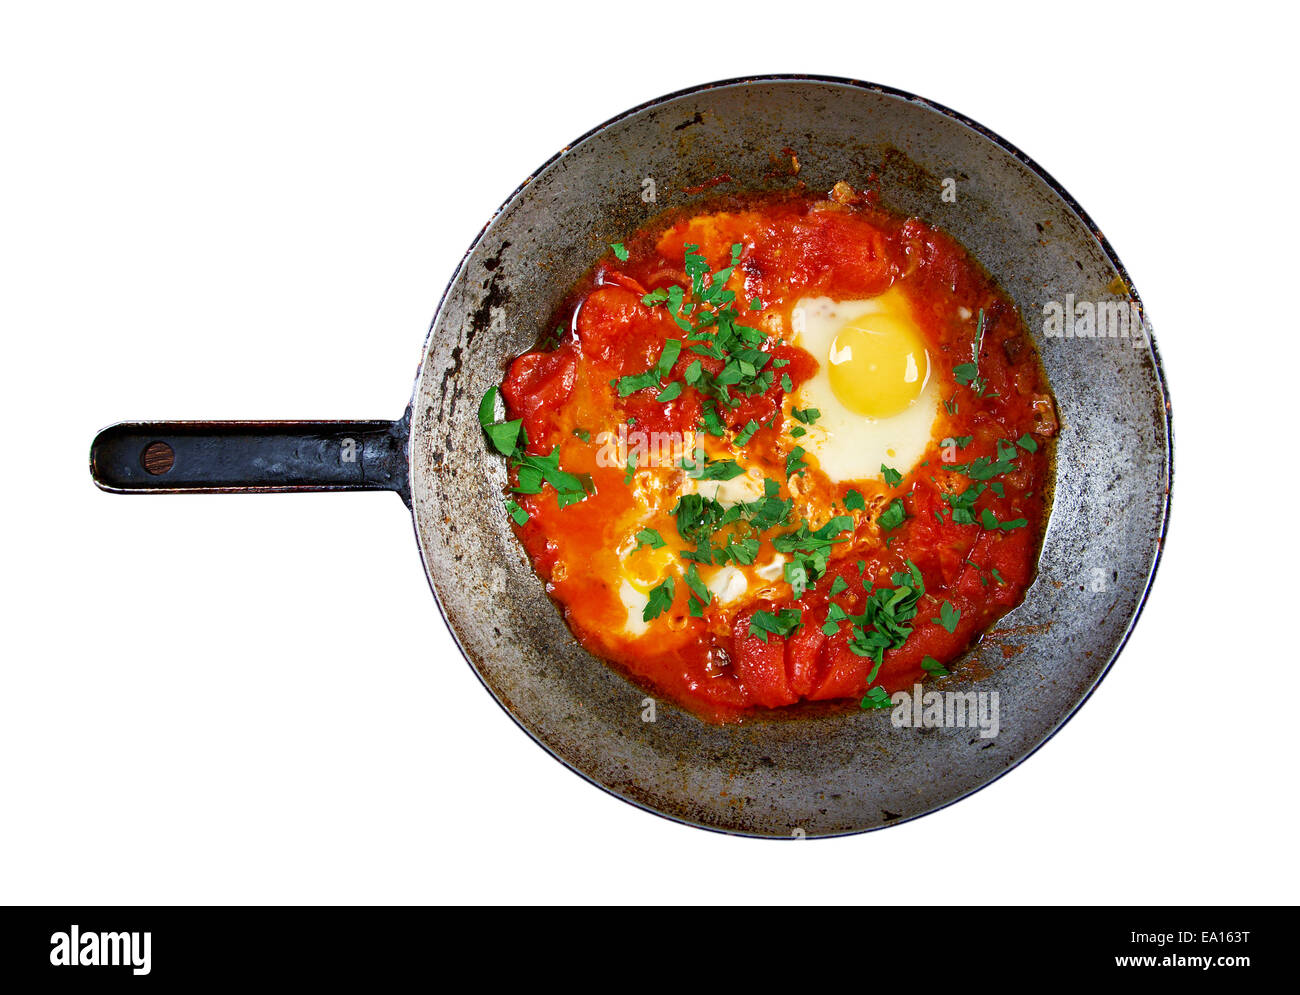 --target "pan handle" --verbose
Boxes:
[90,413,411,506]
